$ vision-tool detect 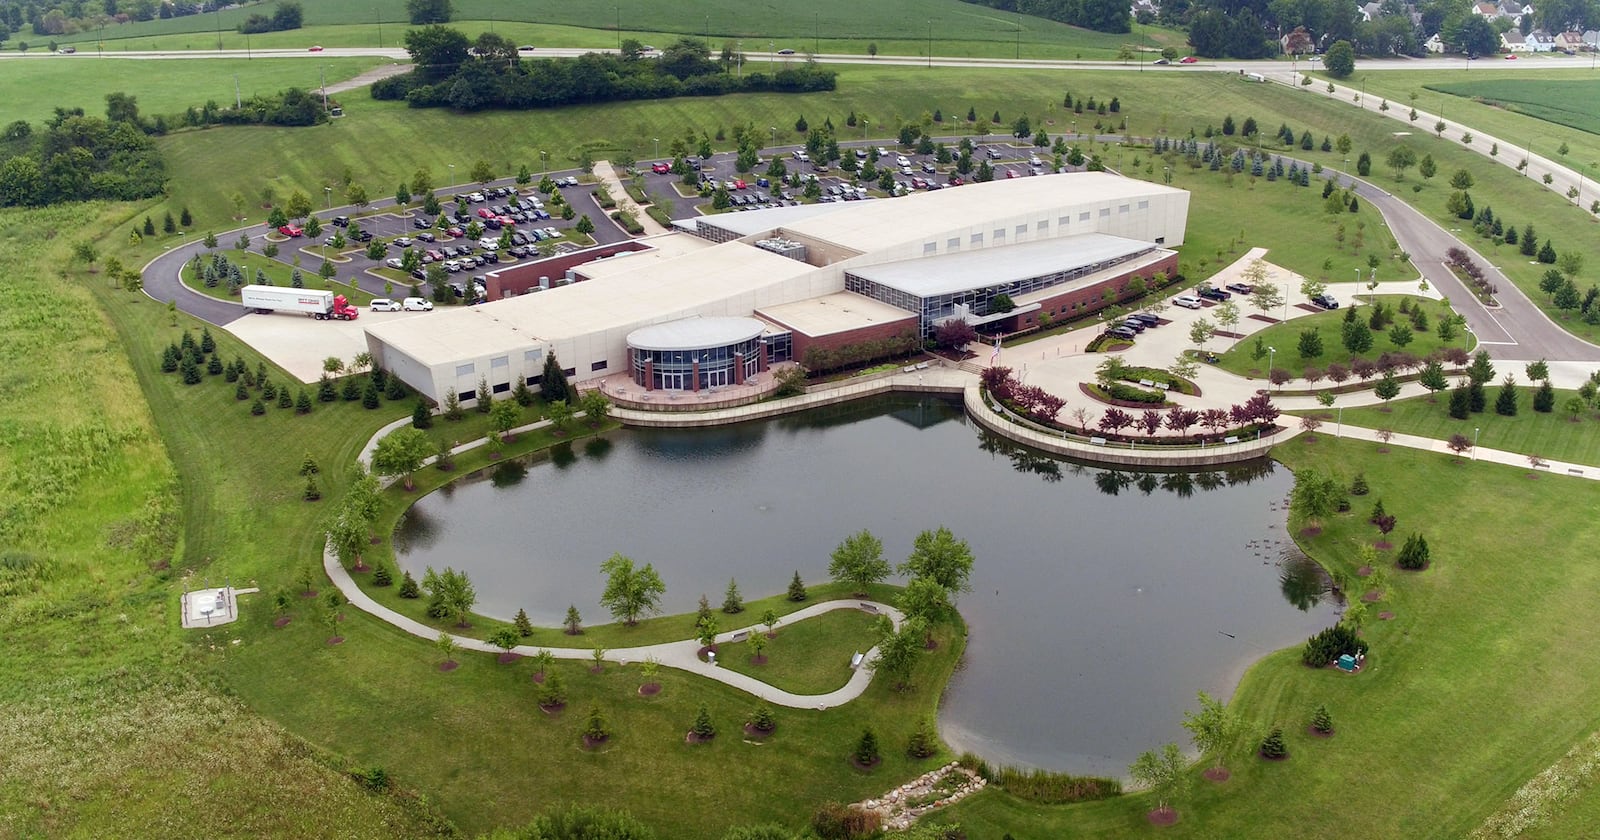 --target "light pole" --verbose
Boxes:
[769,41,775,68]
[862,118,868,141]
[769,126,776,150]
[615,6,621,50]
[447,163,455,191]
[324,186,332,211]
[376,6,382,49]
[539,150,548,171]
[653,137,659,160]
[1163,164,1171,185]
[928,20,933,69]
[1268,345,1277,389]
[1473,426,1480,460]
[1337,405,1344,438]
[737,40,743,78]
[814,12,819,54]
